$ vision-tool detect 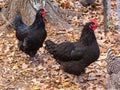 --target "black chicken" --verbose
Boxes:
[14,8,47,61]
[45,19,100,83]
